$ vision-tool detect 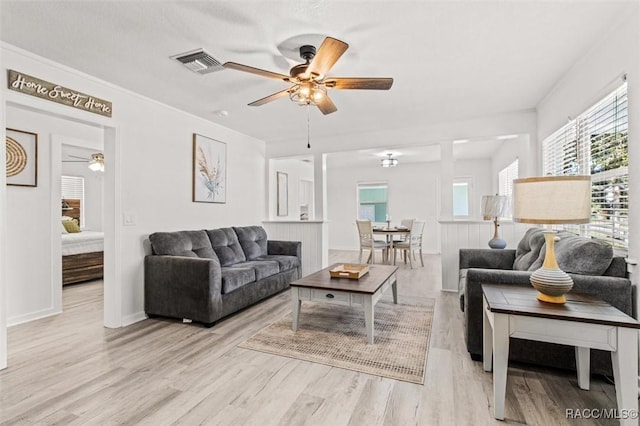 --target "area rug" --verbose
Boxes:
[238,300,434,384]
